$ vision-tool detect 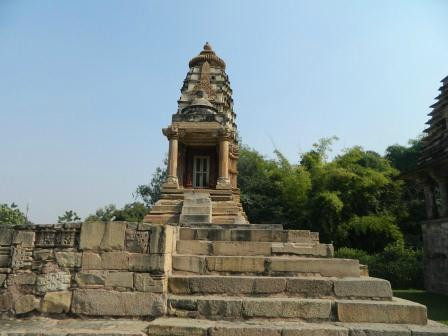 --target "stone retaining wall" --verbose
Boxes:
[0,221,174,317]
[421,218,448,295]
